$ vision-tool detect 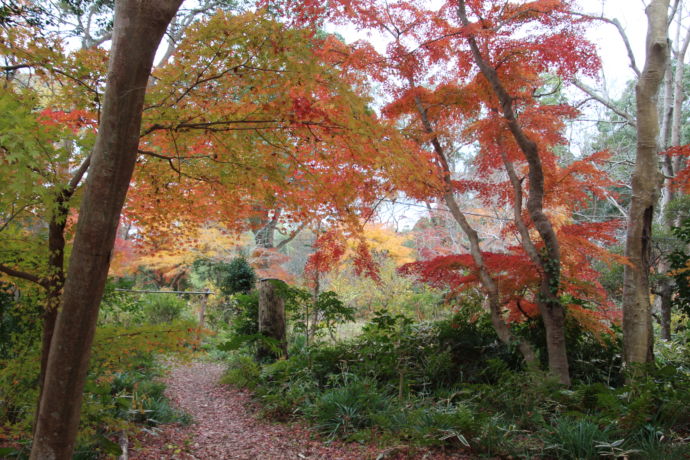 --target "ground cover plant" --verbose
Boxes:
[0,286,197,459]
[219,297,690,459]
